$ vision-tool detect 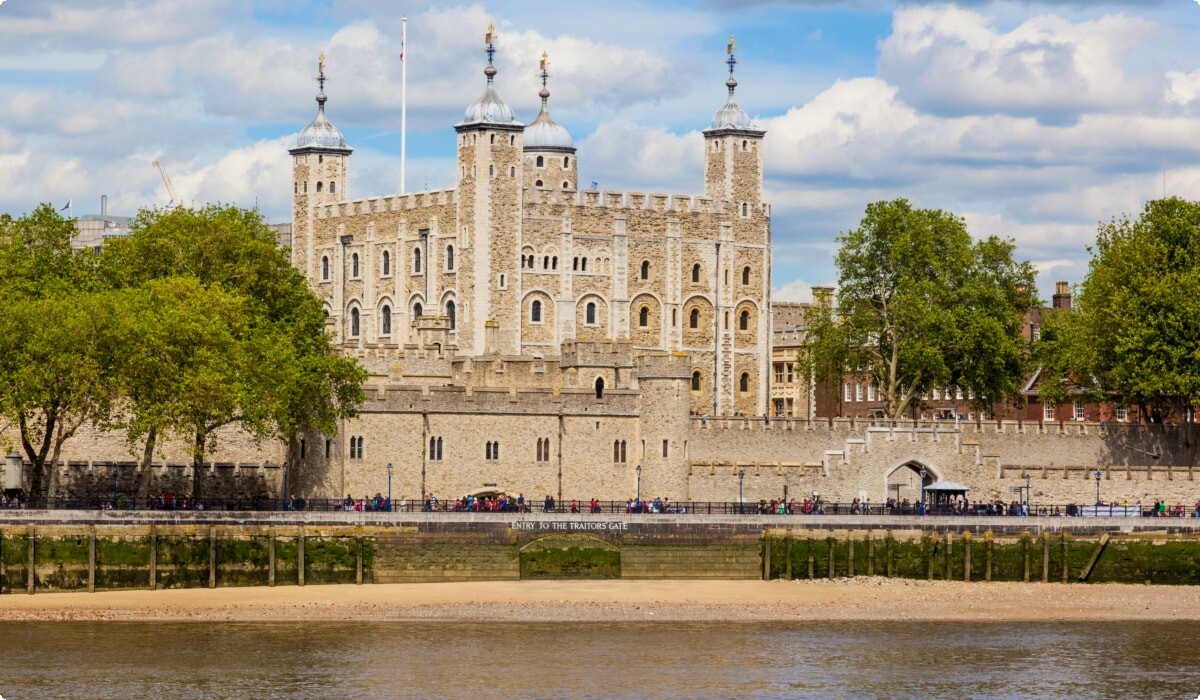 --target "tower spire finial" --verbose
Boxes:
[484,23,497,85]
[316,53,328,110]
[538,50,550,105]
[725,35,738,97]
